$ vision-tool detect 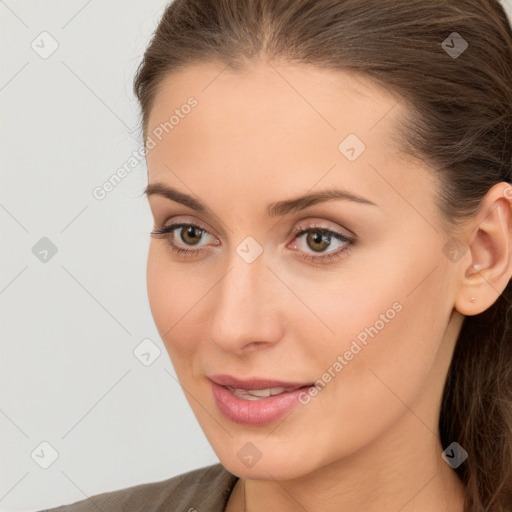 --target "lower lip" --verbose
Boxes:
[210,381,311,426]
